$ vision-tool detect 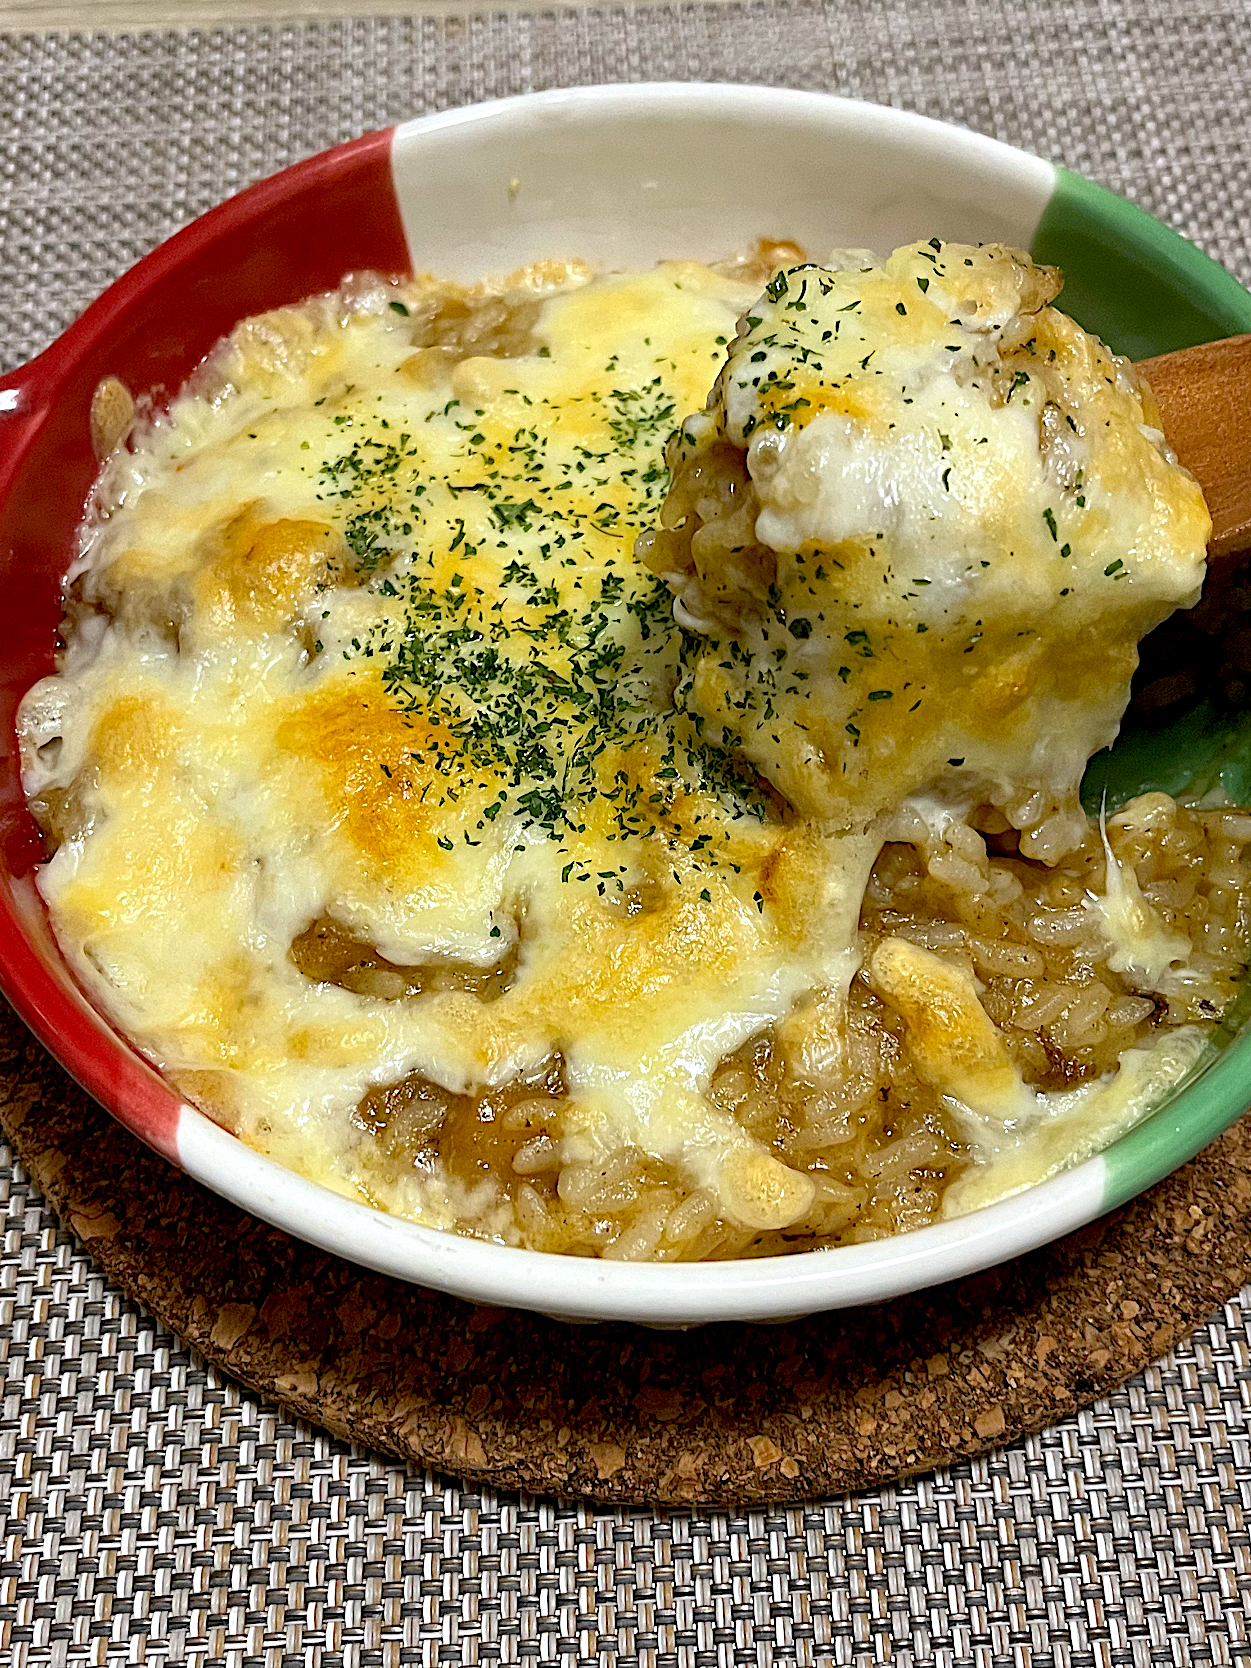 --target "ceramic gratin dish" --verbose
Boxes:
[3,85,1251,1326]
